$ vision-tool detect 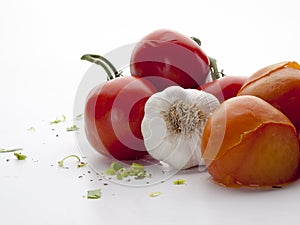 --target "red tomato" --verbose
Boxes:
[198,76,249,102]
[130,29,211,91]
[84,73,156,160]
